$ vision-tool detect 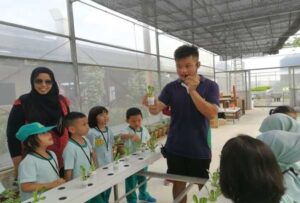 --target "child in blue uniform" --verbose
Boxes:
[63,112,102,203]
[17,122,65,202]
[121,107,156,203]
[87,106,114,203]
